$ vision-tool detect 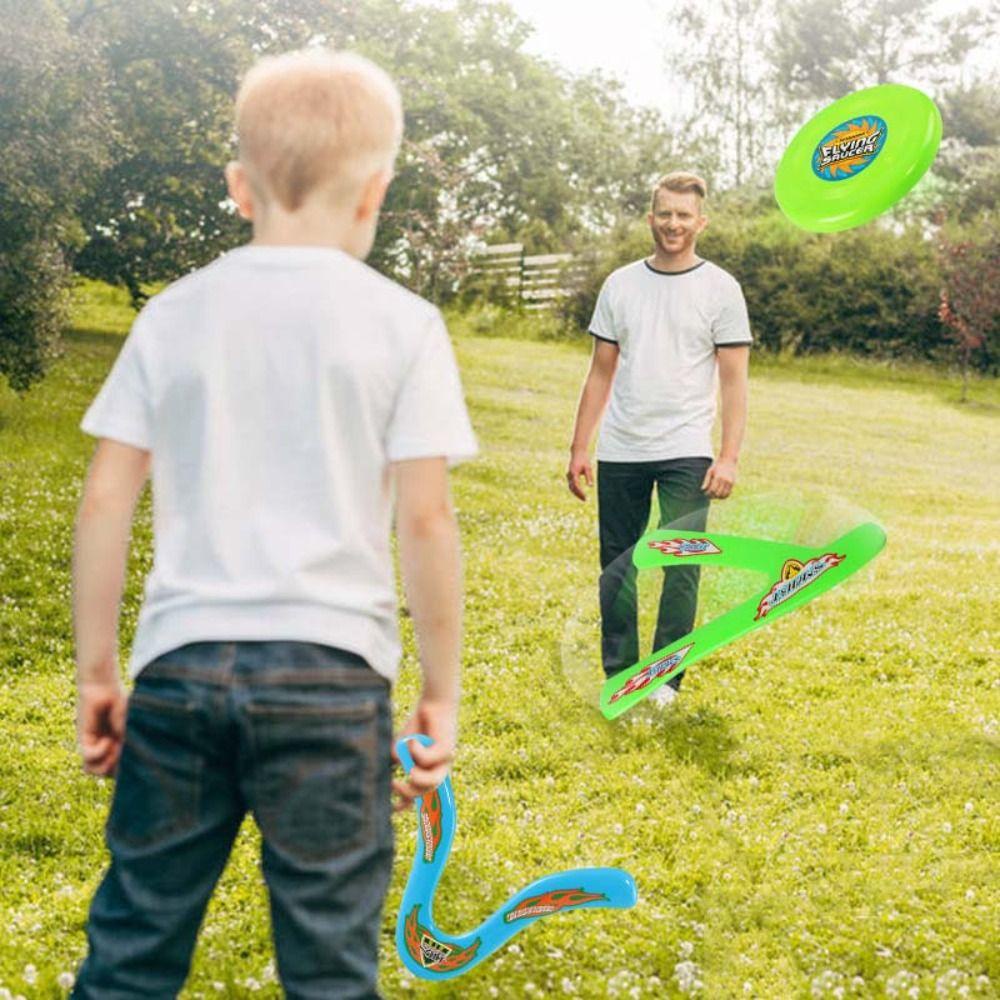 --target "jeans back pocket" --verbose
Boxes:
[246,698,379,863]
